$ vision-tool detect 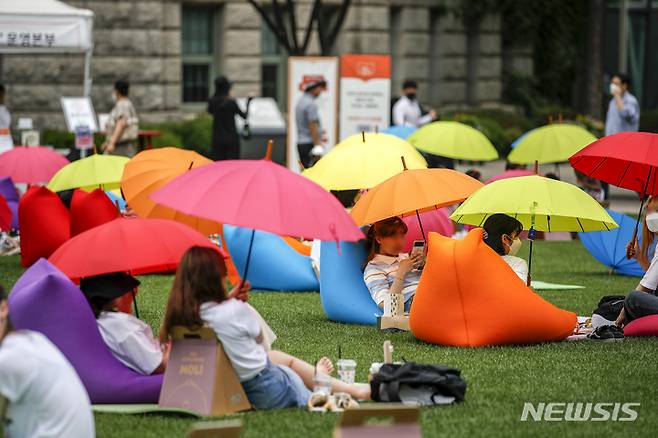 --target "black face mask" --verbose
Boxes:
[406,93,416,100]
